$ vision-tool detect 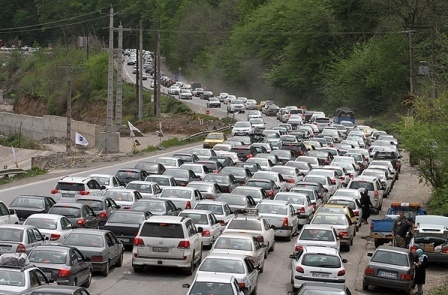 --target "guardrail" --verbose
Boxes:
[183,125,232,142]
[0,168,25,178]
